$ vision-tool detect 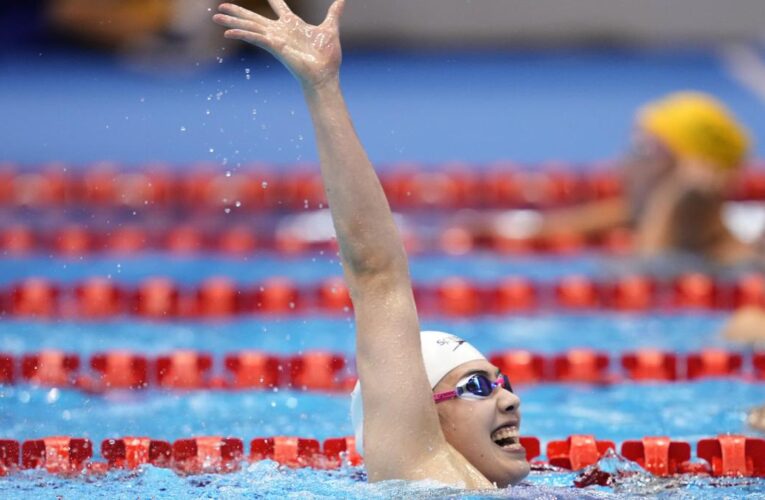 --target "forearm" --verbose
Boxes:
[303,79,409,284]
[538,198,630,237]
